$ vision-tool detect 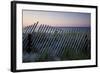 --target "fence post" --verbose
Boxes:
[27,33,32,53]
